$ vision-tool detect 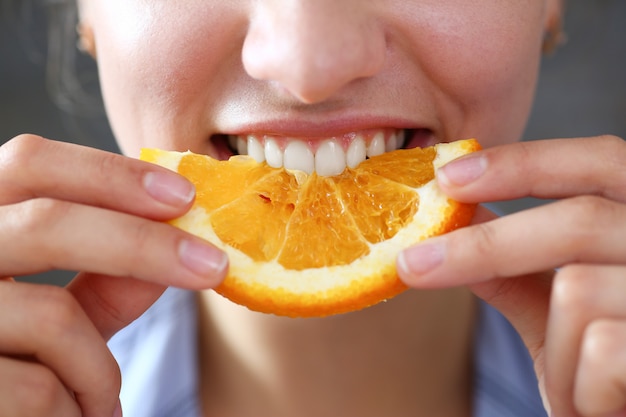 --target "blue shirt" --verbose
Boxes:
[109,288,547,417]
